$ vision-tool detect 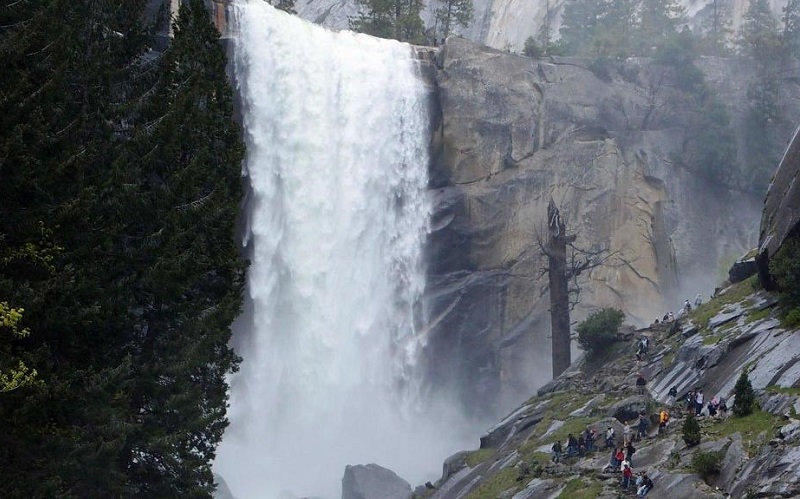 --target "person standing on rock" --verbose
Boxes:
[658,409,670,435]
[636,414,648,440]
[605,426,616,448]
[623,421,631,446]
[621,461,633,489]
[625,440,636,464]
[551,440,562,463]
[695,389,704,416]
[636,373,647,394]
[667,386,678,407]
